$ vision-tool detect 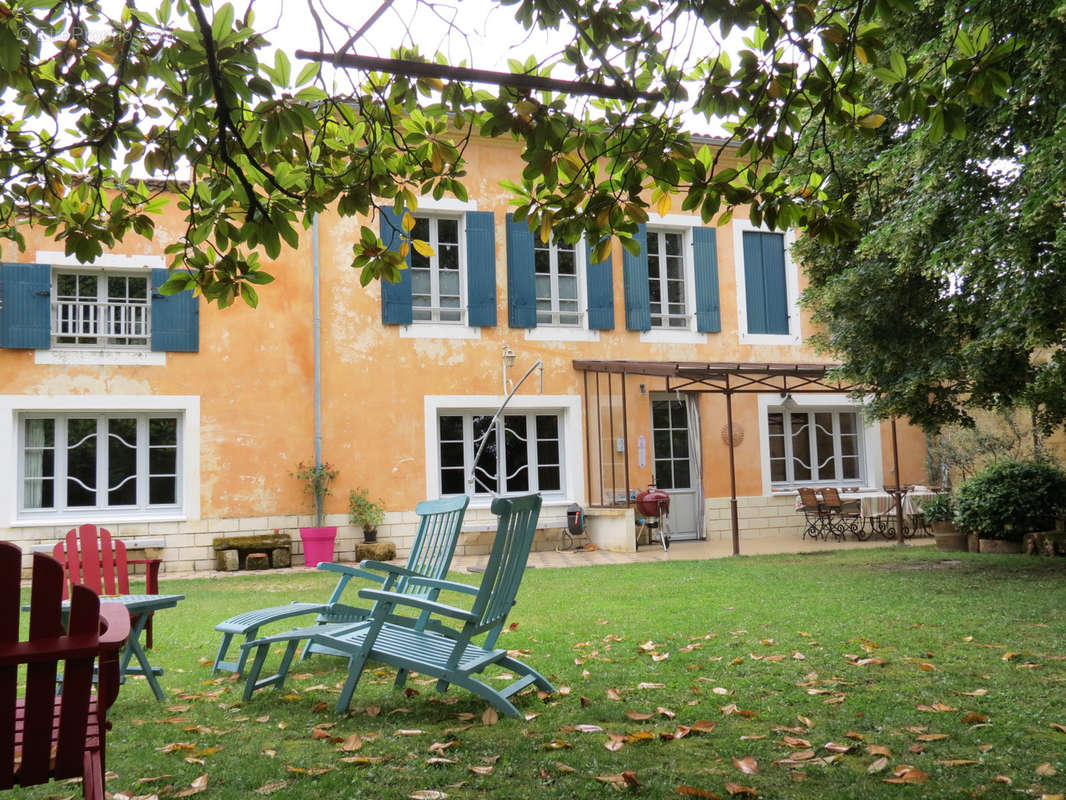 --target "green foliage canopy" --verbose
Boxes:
[0,0,1021,311]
